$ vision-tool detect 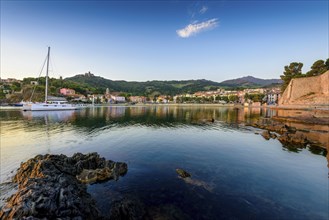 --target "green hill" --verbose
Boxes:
[65,74,223,96]
[65,73,282,96]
